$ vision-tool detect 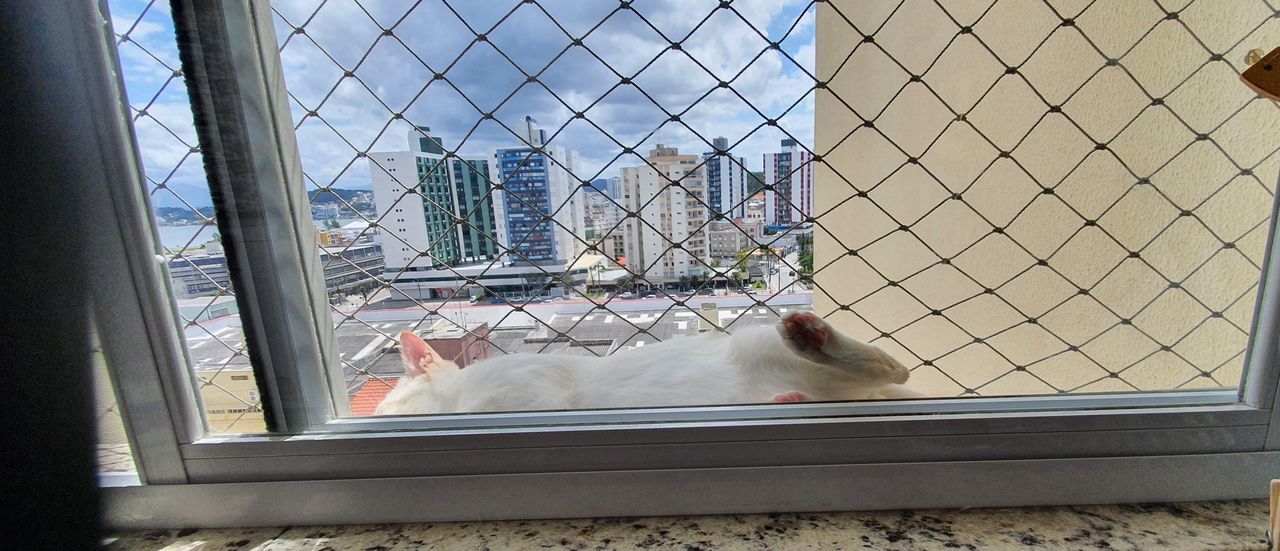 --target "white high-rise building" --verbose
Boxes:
[702,136,749,219]
[583,190,623,236]
[621,144,709,282]
[763,138,813,226]
[370,127,505,276]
